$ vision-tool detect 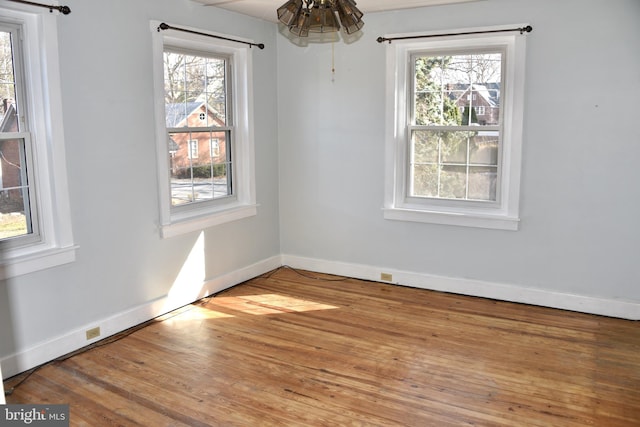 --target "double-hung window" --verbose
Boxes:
[151,22,257,238]
[0,5,75,278]
[383,26,527,230]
